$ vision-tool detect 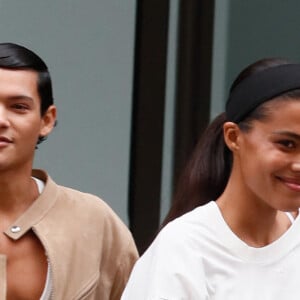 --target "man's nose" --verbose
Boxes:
[0,106,10,128]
